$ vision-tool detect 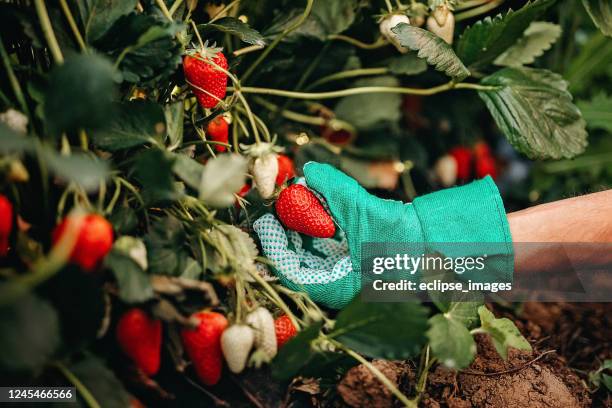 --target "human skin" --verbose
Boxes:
[507,189,612,274]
